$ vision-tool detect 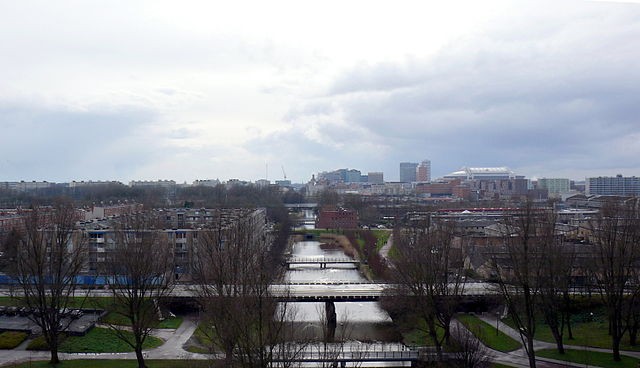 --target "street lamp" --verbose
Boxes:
[585,312,594,368]
[495,312,500,336]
